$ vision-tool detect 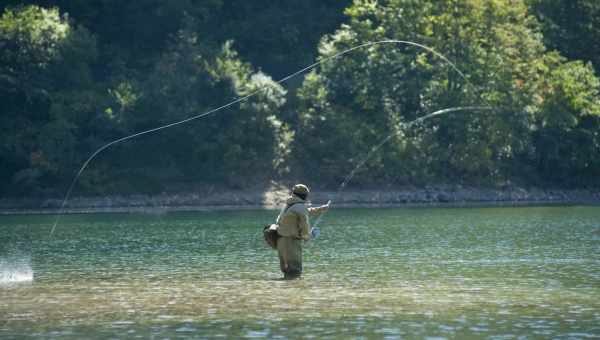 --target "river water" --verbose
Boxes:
[1,206,599,338]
